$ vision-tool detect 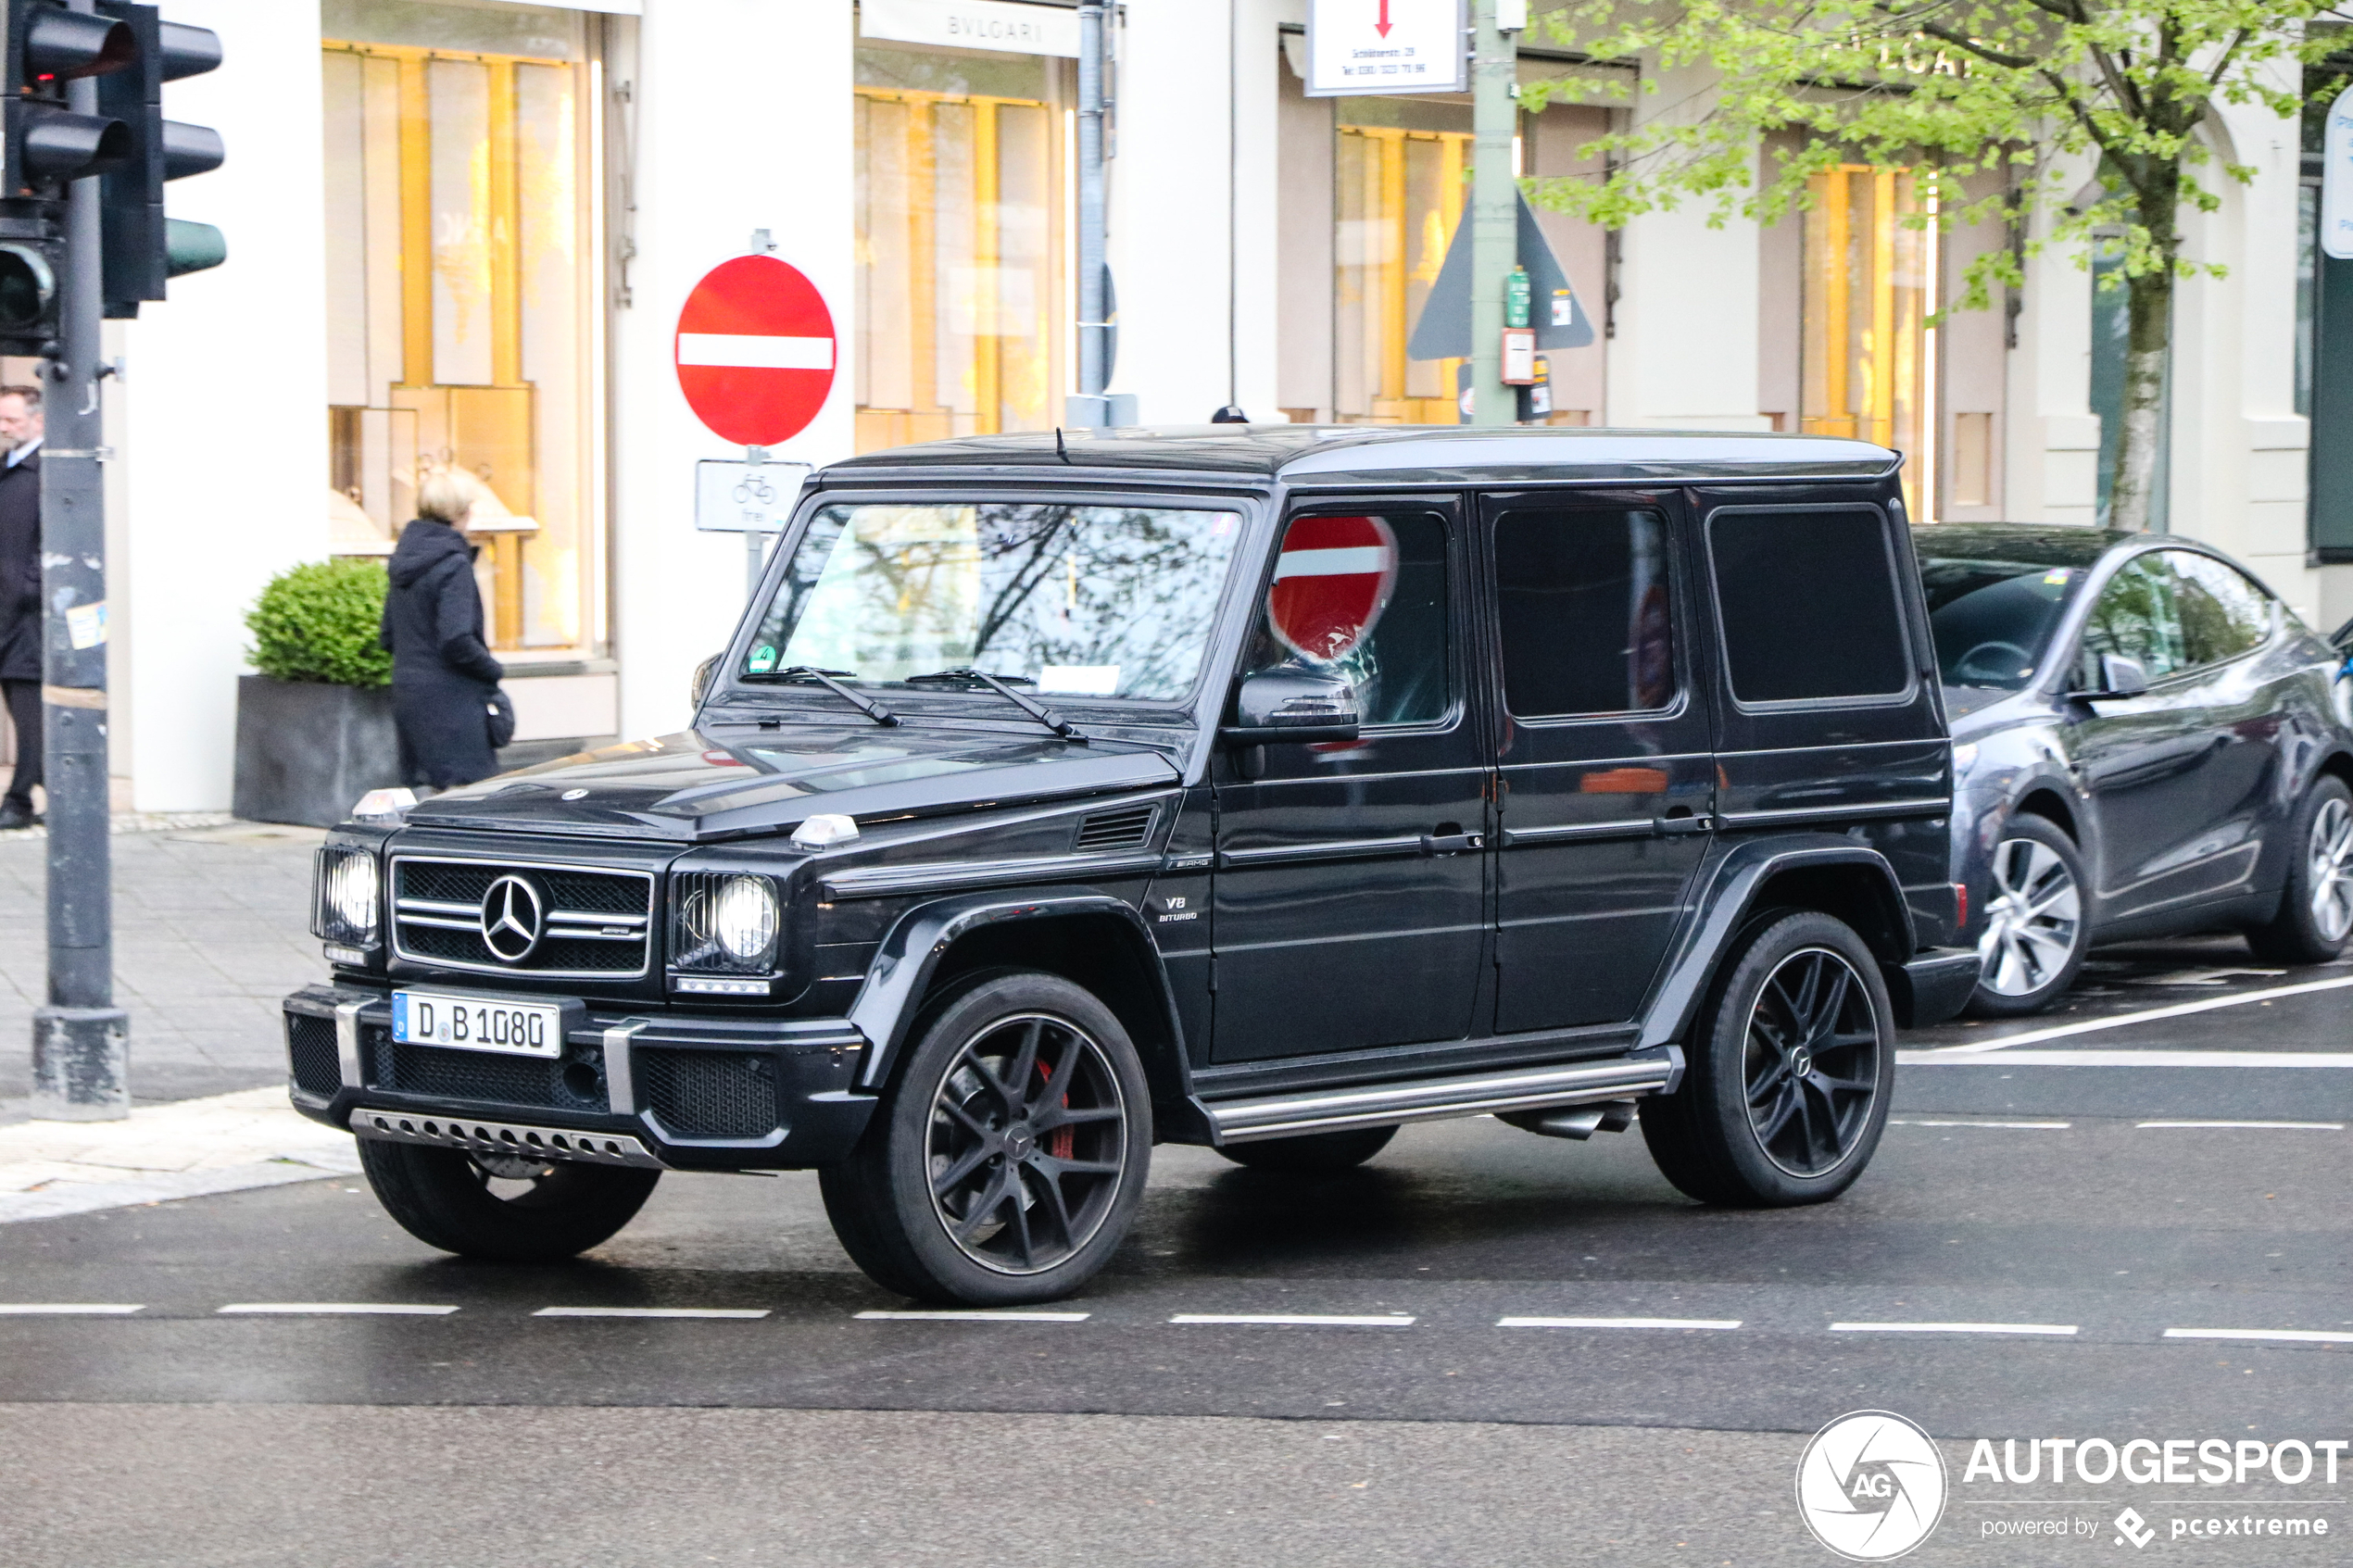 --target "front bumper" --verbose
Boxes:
[282,983,875,1171]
